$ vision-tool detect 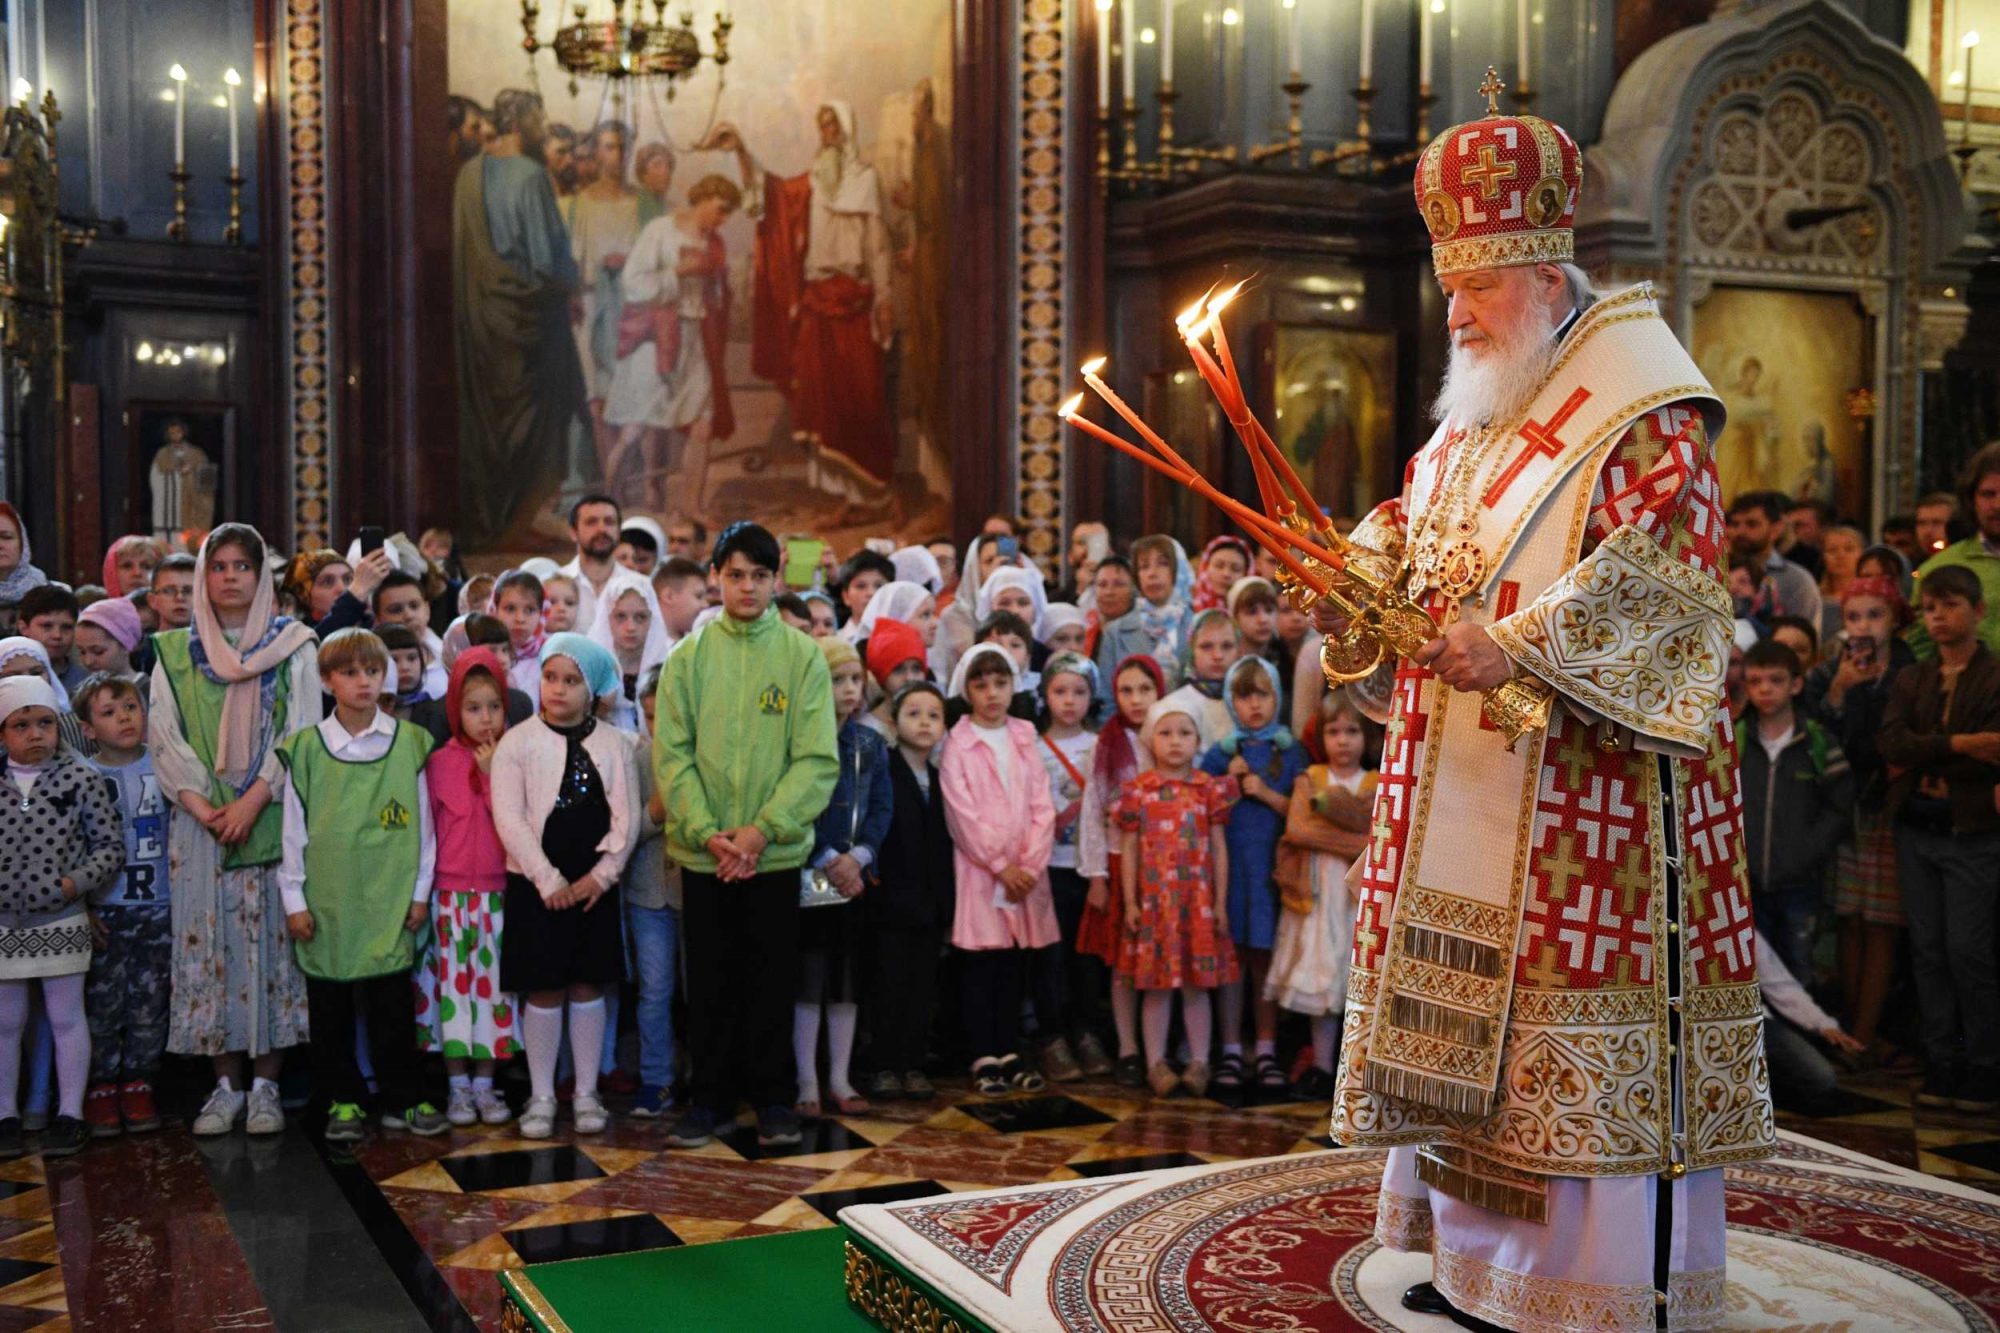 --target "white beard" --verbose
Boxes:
[1431,300,1562,428]
[809,144,846,200]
